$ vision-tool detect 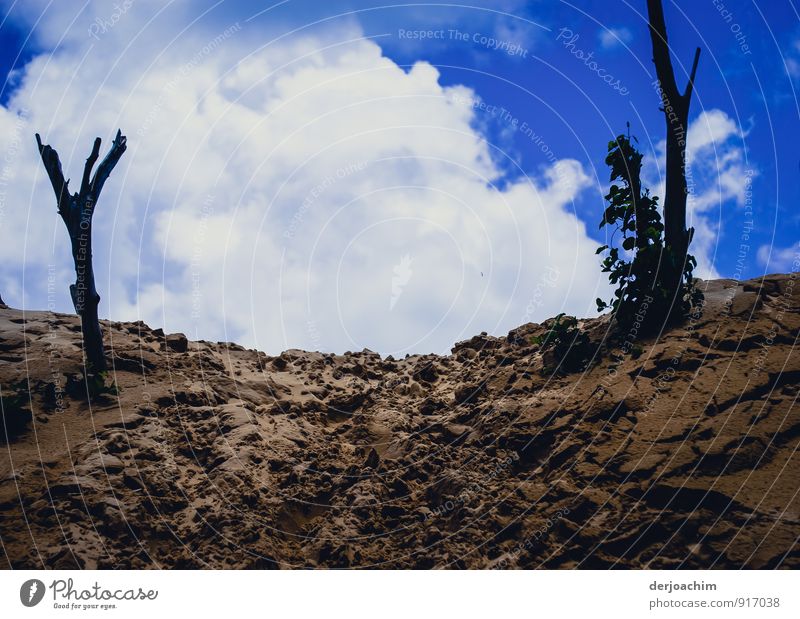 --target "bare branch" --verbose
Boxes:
[80,137,102,198]
[89,129,127,200]
[35,133,71,216]
[683,47,701,101]
[647,0,679,99]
